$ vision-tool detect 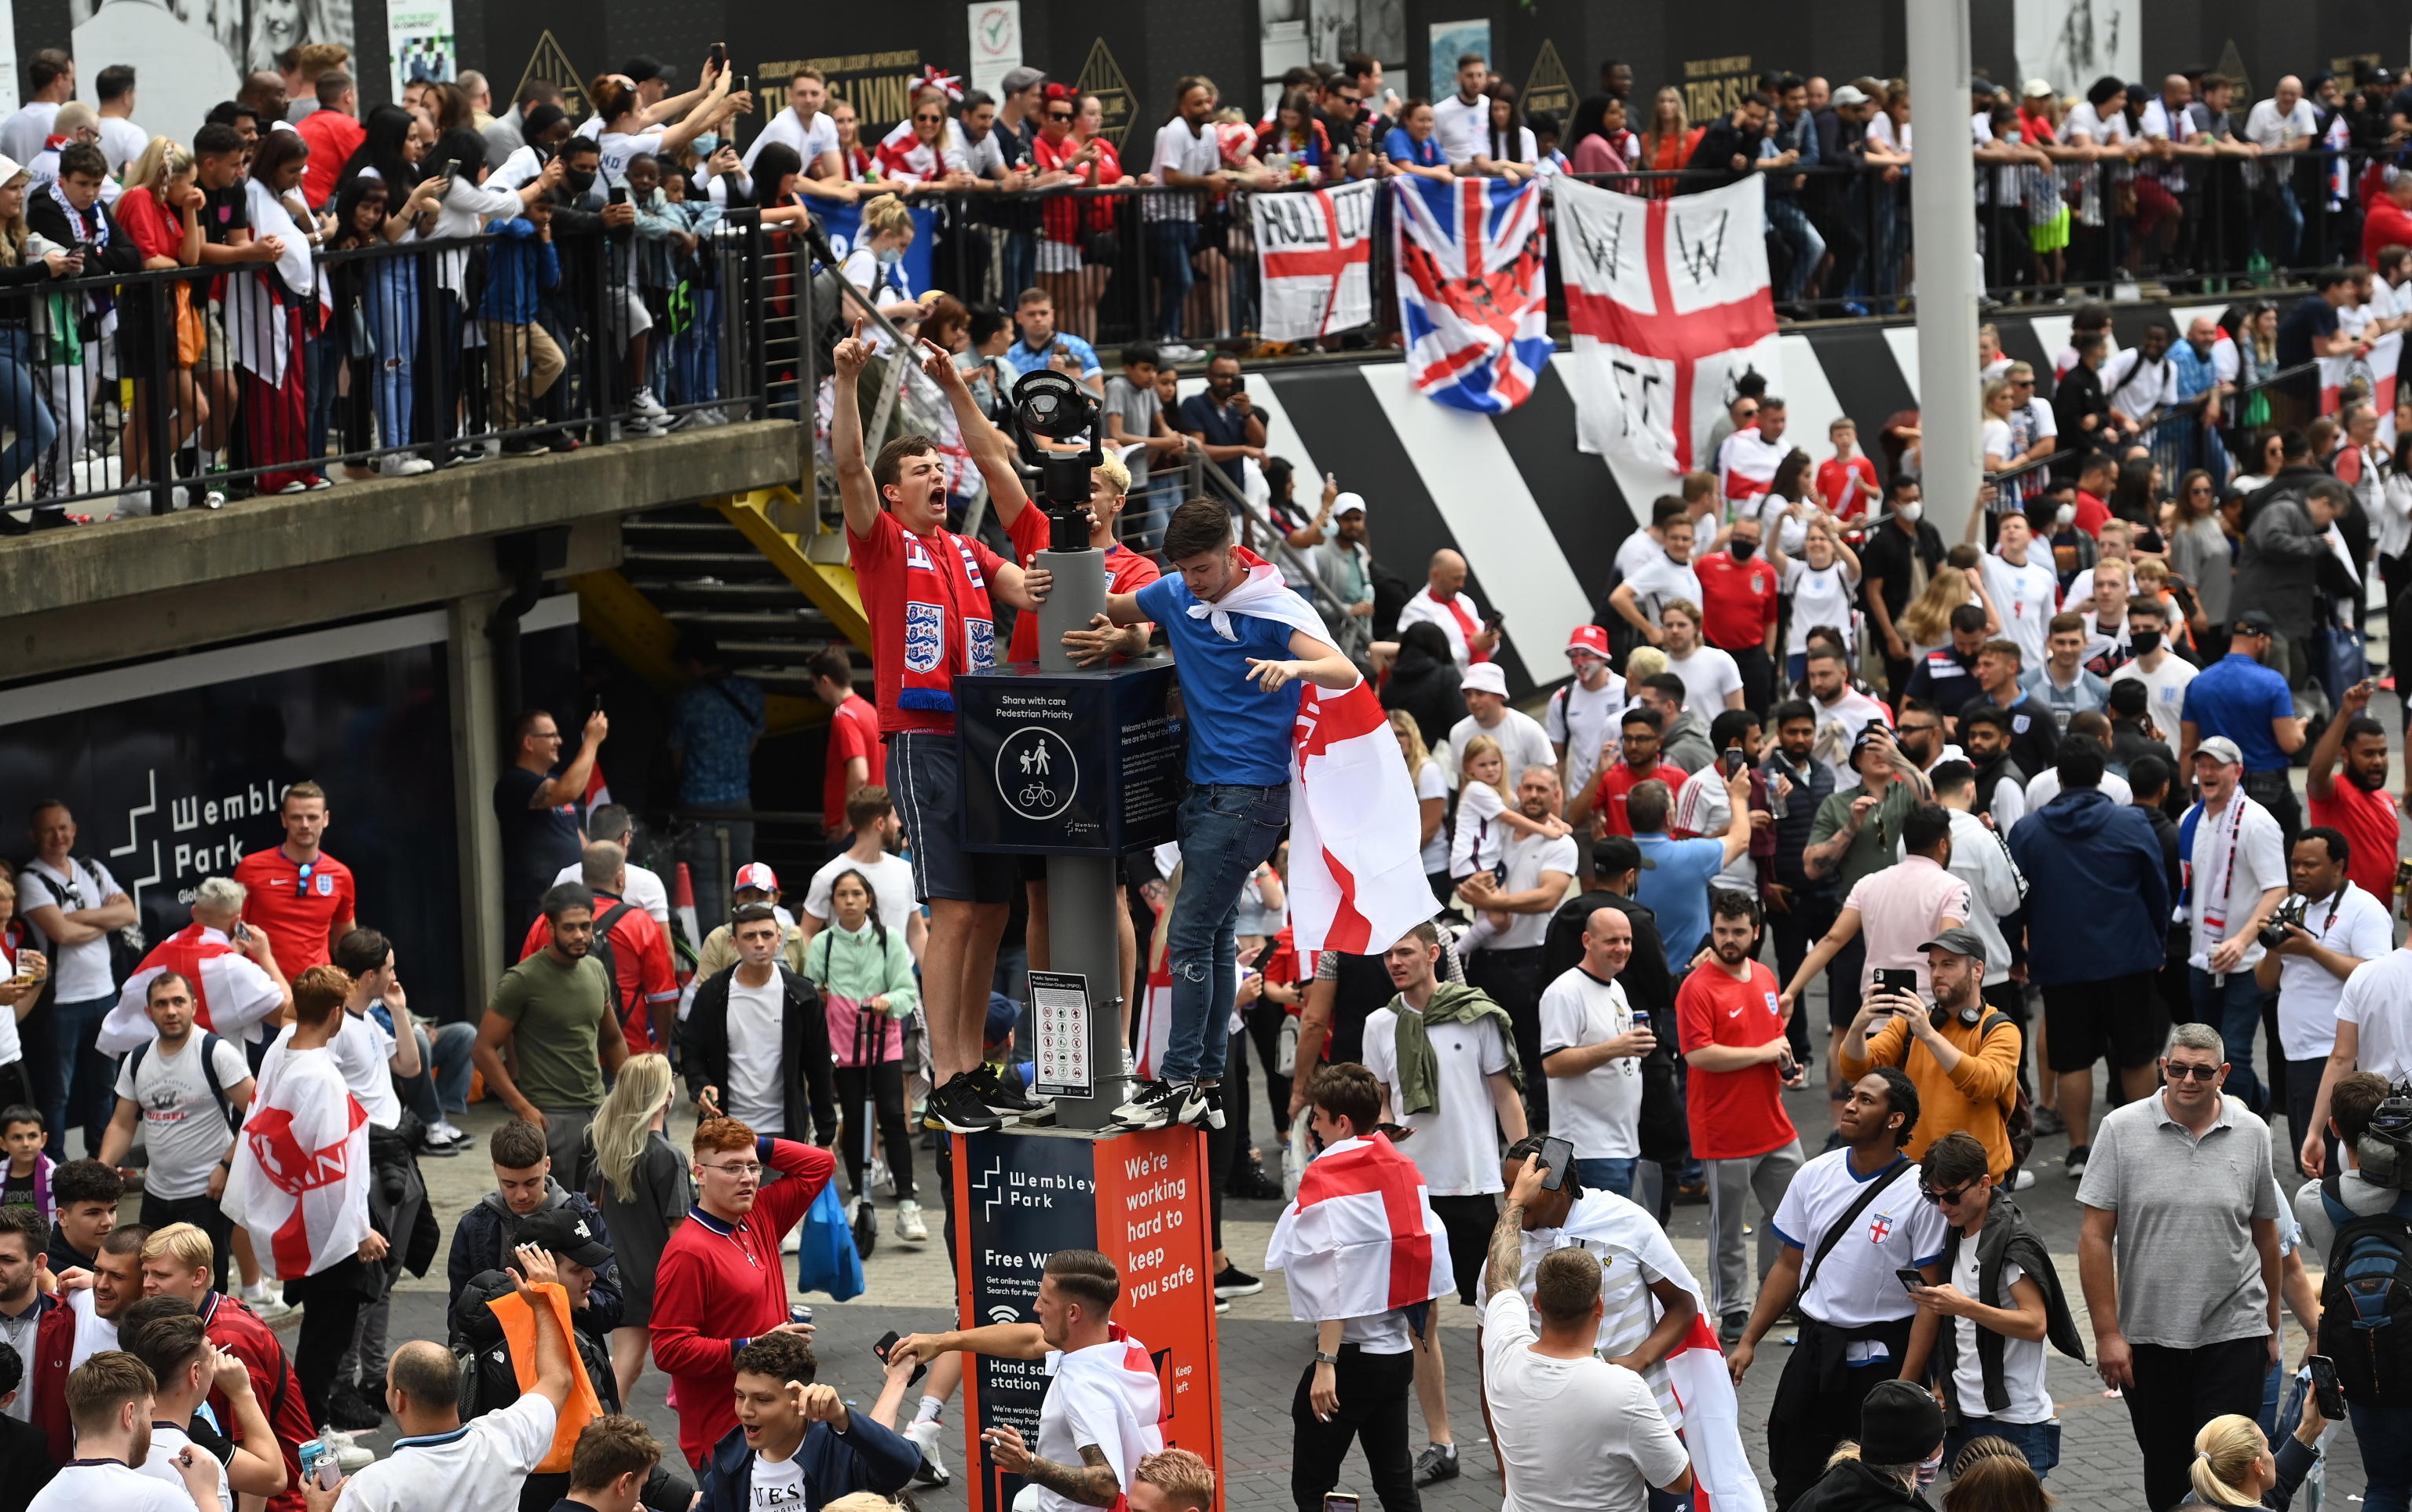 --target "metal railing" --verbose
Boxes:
[1979,355,2325,509]
[0,209,788,525]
